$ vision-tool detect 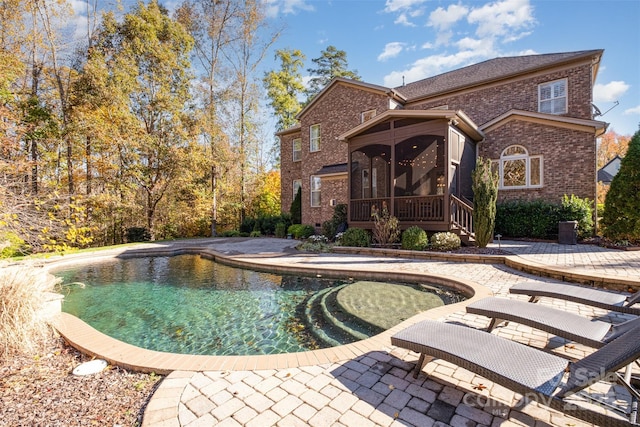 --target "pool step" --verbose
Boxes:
[303,284,382,348]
